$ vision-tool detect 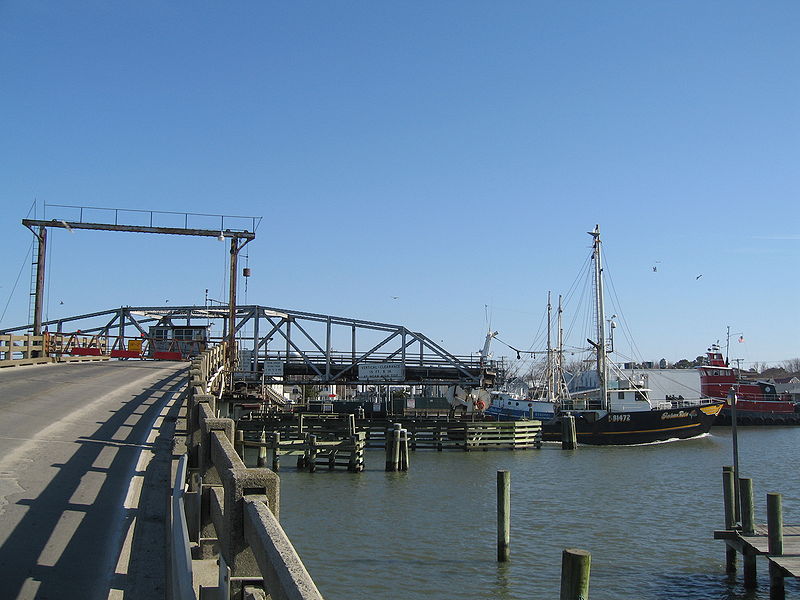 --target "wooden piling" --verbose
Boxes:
[307,434,317,473]
[391,423,401,471]
[560,548,591,600]
[272,432,281,472]
[740,477,756,588]
[741,477,755,535]
[257,430,267,468]
[235,429,245,458]
[399,428,410,471]
[348,434,359,472]
[497,470,510,562]
[768,492,784,599]
[328,449,336,470]
[722,466,737,573]
[562,415,577,450]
